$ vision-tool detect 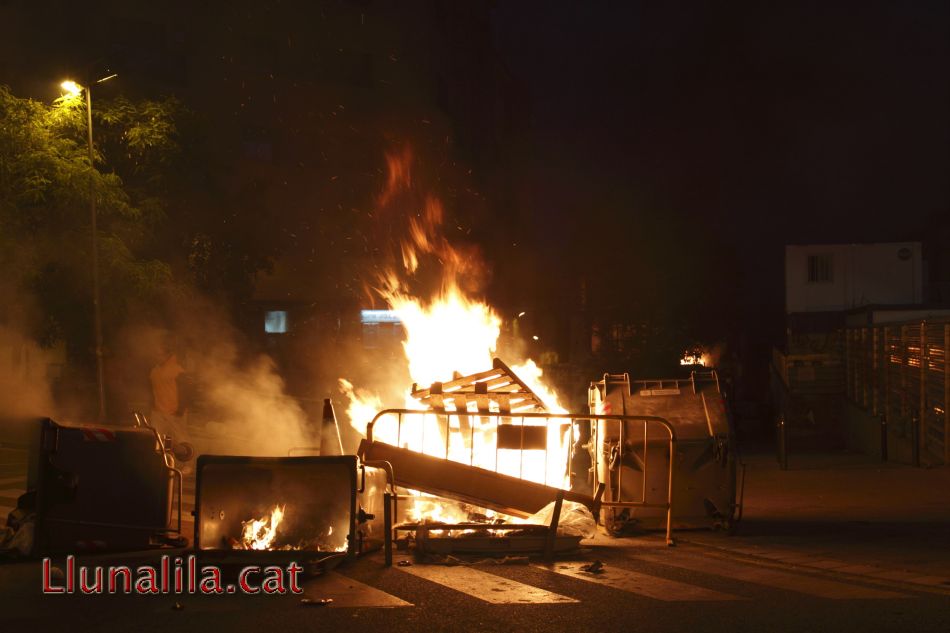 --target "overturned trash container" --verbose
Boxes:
[194,455,392,574]
[28,418,184,554]
[588,371,743,534]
